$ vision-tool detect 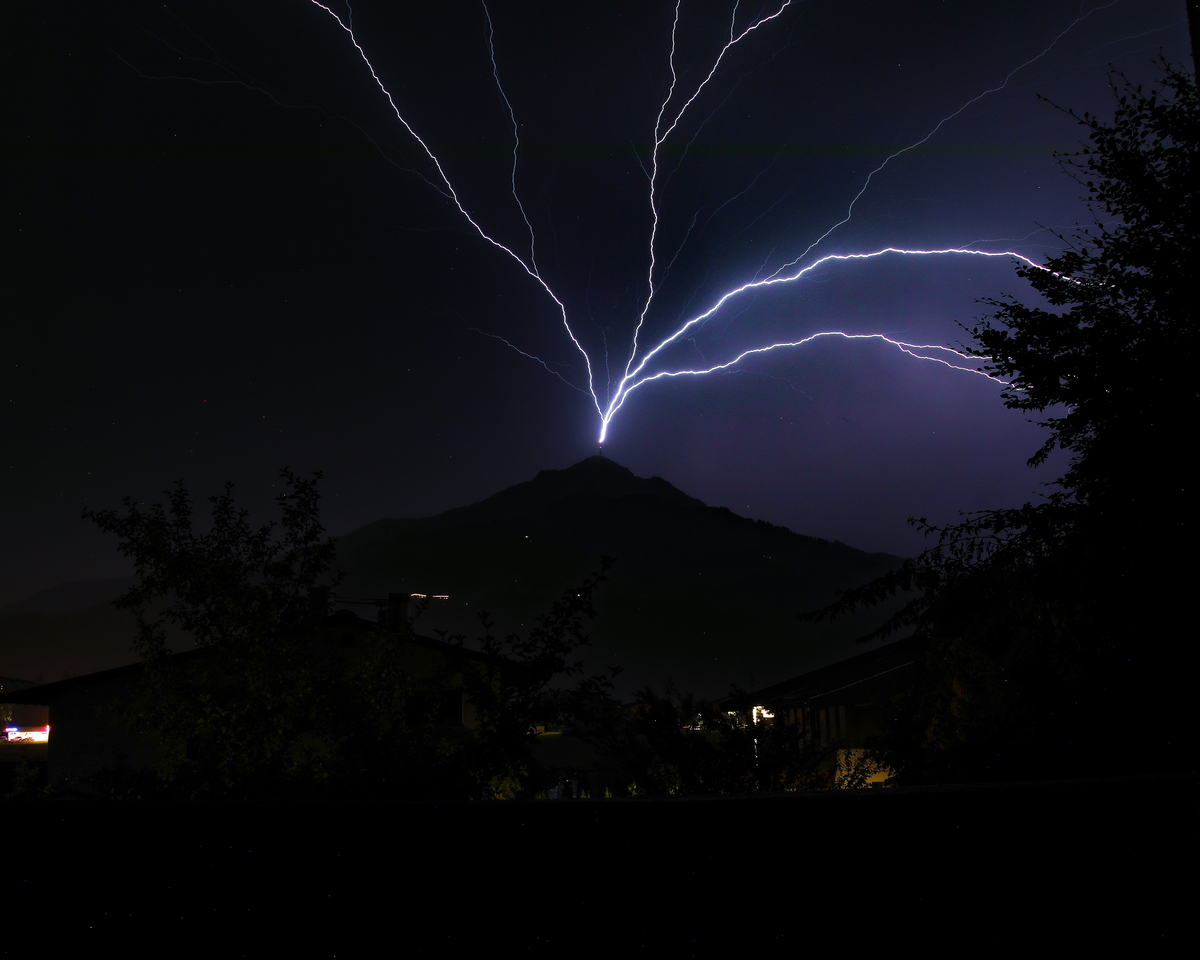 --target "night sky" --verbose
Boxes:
[4,1,1191,608]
